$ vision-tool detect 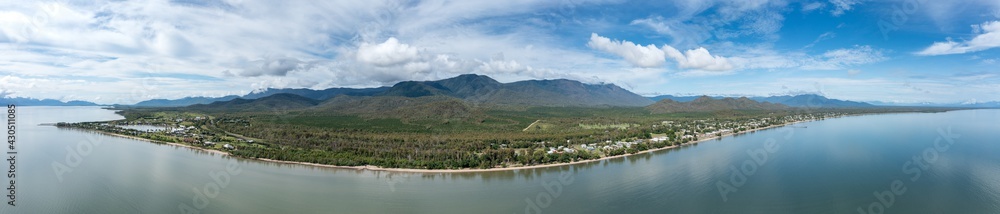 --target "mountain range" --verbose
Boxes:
[144,74,653,108]
[645,96,788,113]
[379,74,653,107]
[11,74,968,109]
[0,97,99,106]
[186,93,321,112]
[649,94,873,108]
